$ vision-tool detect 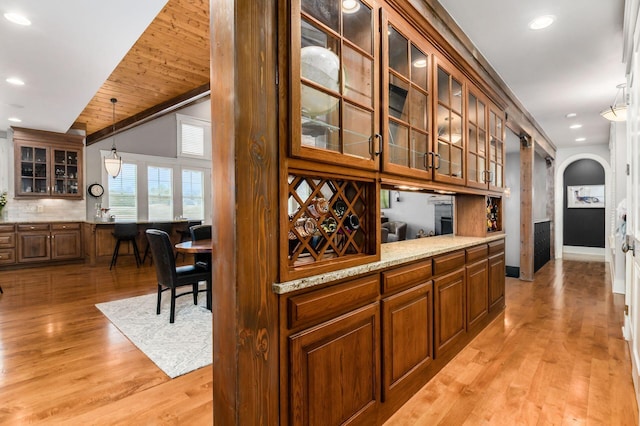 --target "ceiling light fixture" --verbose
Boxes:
[528,15,555,30]
[104,98,122,178]
[569,124,582,129]
[8,117,21,123]
[575,137,586,142]
[4,12,31,26]
[412,58,427,68]
[600,83,627,122]
[342,0,360,14]
[6,77,25,86]
[565,112,577,118]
